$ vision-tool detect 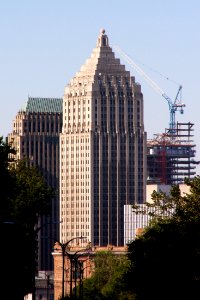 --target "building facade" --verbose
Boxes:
[60,29,147,247]
[52,244,127,300]
[8,97,63,271]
